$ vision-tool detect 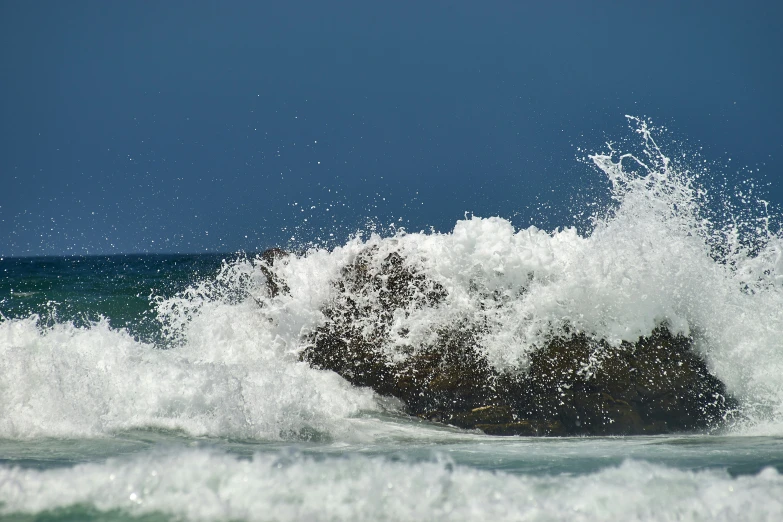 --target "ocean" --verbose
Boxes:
[1,120,782,520]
